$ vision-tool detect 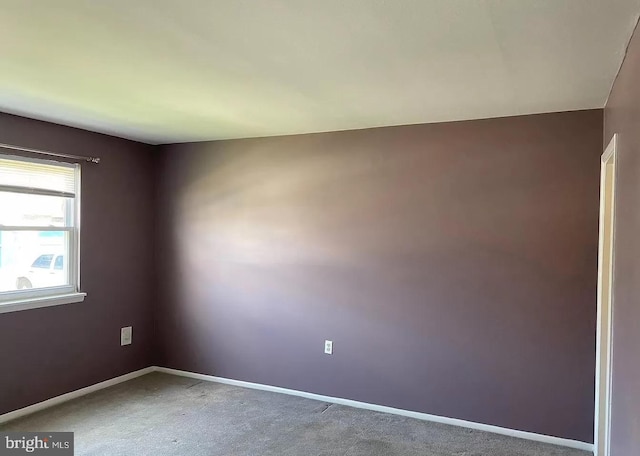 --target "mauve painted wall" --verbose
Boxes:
[156,110,602,443]
[604,21,640,456]
[0,113,155,415]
